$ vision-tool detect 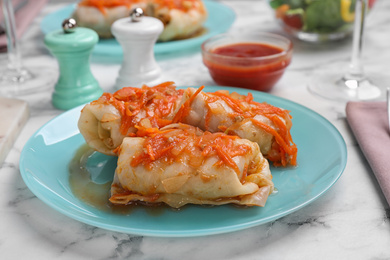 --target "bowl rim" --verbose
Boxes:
[201,32,293,62]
